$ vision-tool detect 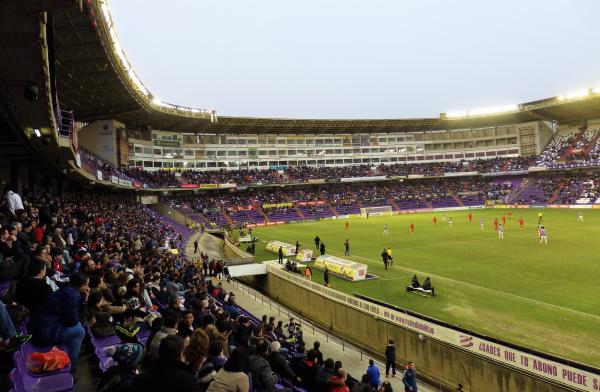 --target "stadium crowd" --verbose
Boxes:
[0,186,417,392]
[81,148,541,190]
